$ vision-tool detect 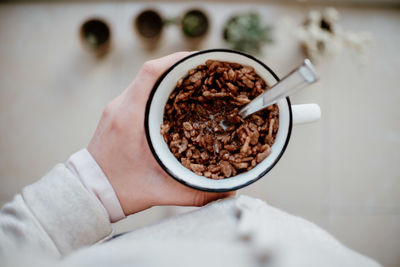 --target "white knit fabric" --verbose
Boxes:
[66,149,125,222]
[0,164,113,258]
[0,163,381,267]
